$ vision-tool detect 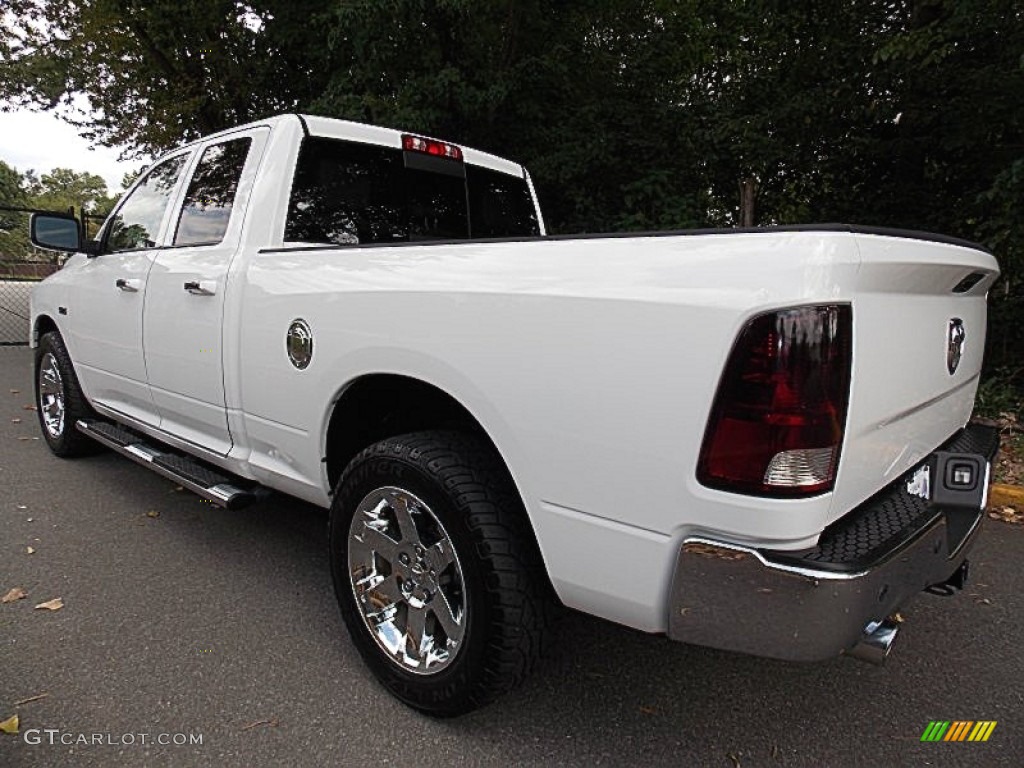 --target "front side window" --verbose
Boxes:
[105,154,188,252]
[284,137,540,246]
[174,138,252,246]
